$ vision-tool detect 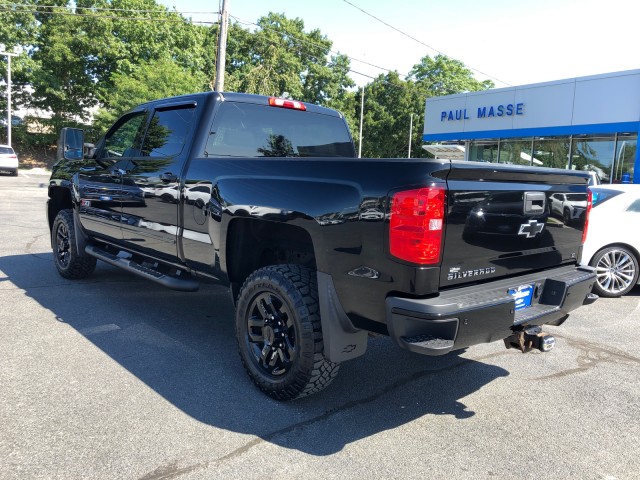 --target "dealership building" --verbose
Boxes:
[422,69,639,184]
